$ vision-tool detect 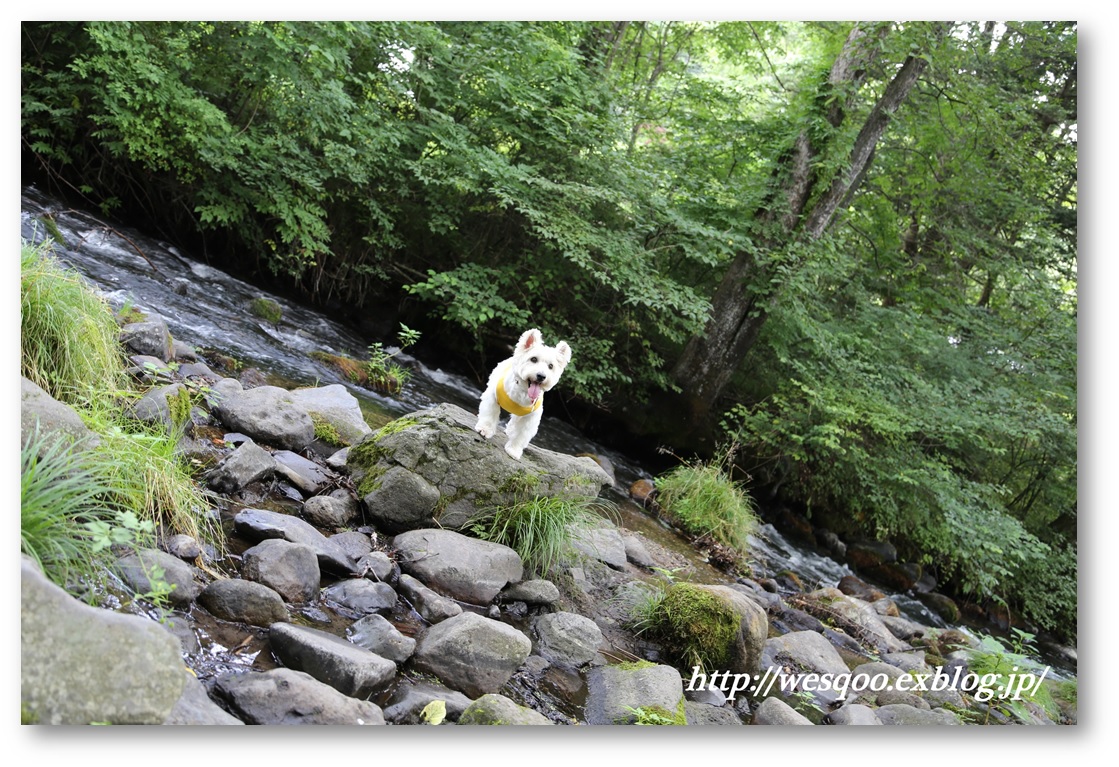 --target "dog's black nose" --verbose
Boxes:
[535,373,547,383]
